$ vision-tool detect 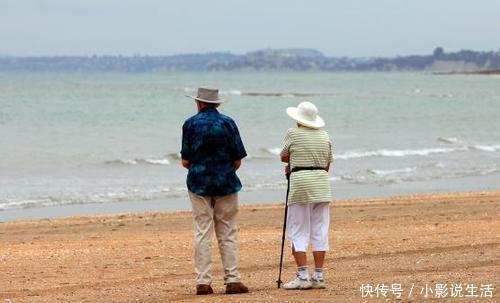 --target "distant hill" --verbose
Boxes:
[1,48,499,72]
